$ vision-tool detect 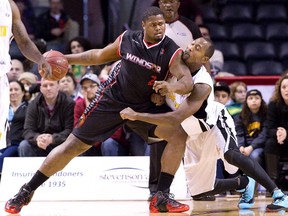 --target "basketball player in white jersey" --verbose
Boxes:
[0,0,50,149]
[120,37,288,212]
